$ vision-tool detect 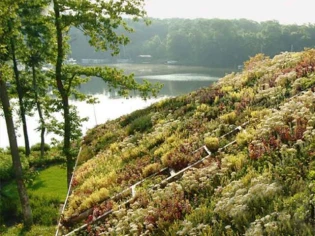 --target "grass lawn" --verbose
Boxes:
[29,165,67,202]
[1,164,67,235]
[2,165,67,202]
